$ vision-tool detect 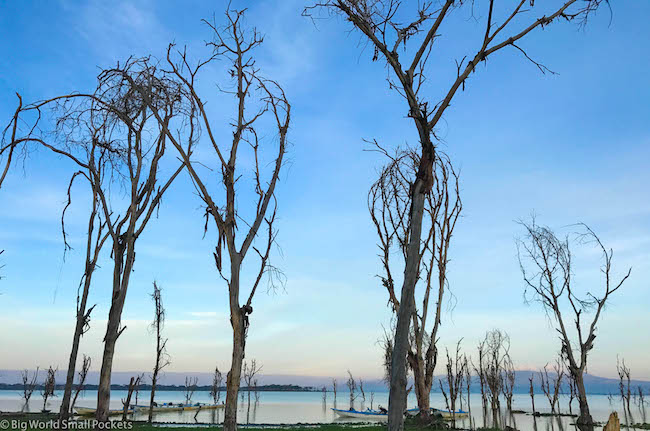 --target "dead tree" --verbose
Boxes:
[253,379,260,404]
[148,281,170,423]
[518,220,631,426]
[7,60,188,422]
[370,392,375,410]
[484,329,510,427]
[568,373,578,415]
[21,368,38,410]
[475,340,488,413]
[210,366,223,405]
[4,96,109,422]
[184,377,198,404]
[540,360,564,414]
[332,379,338,405]
[503,356,516,413]
[368,147,461,421]
[464,355,472,417]
[134,372,145,406]
[115,10,289,431]
[41,366,57,412]
[243,360,262,417]
[121,376,140,421]
[529,375,538,416]
[347,371,358,409]
[305,0,610,428]
[322,386,327,403]
[70,355,91,414]
[359,379,366,403]
[617,358,632,419]
[438,340,466,426]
